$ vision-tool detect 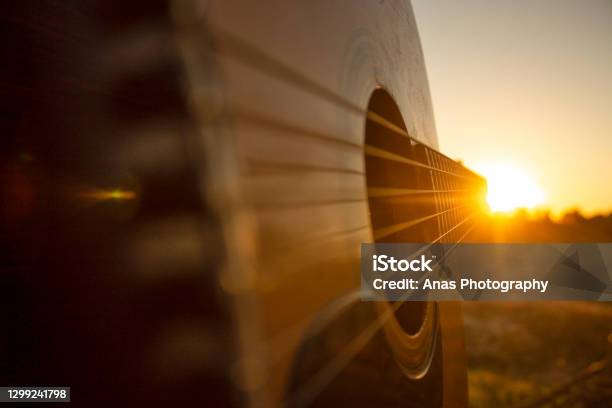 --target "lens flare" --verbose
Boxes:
[79,188,136,201]
[472,163,545,213]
